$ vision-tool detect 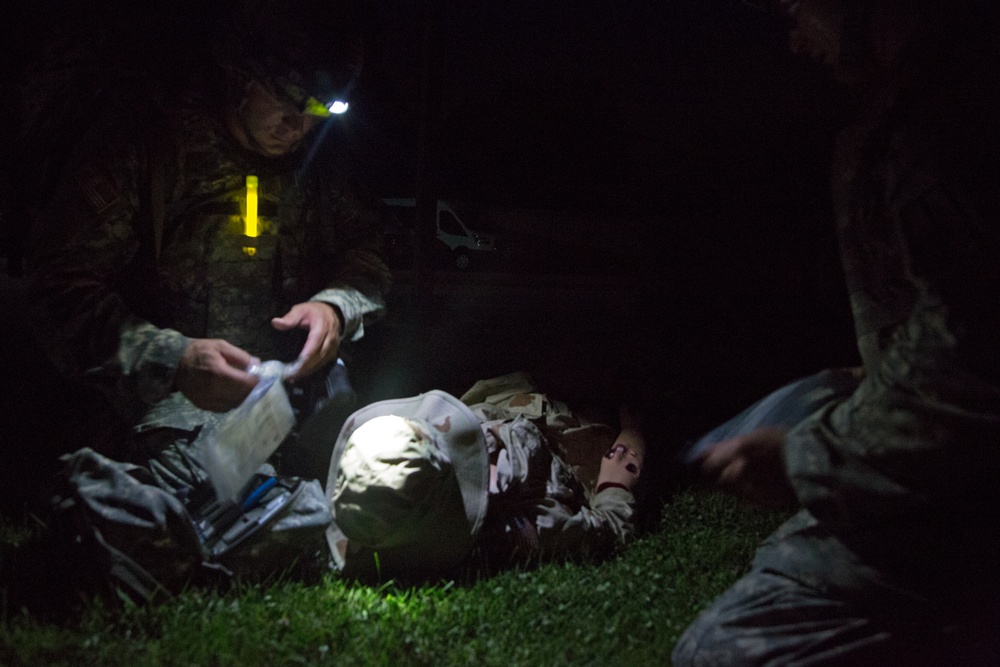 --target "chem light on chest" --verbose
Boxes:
[243,175,259,256]
[244,175,259,237]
